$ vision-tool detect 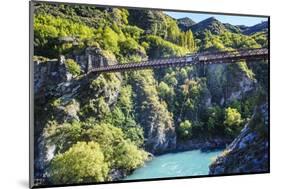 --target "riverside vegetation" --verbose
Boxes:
[33,3,269,186]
